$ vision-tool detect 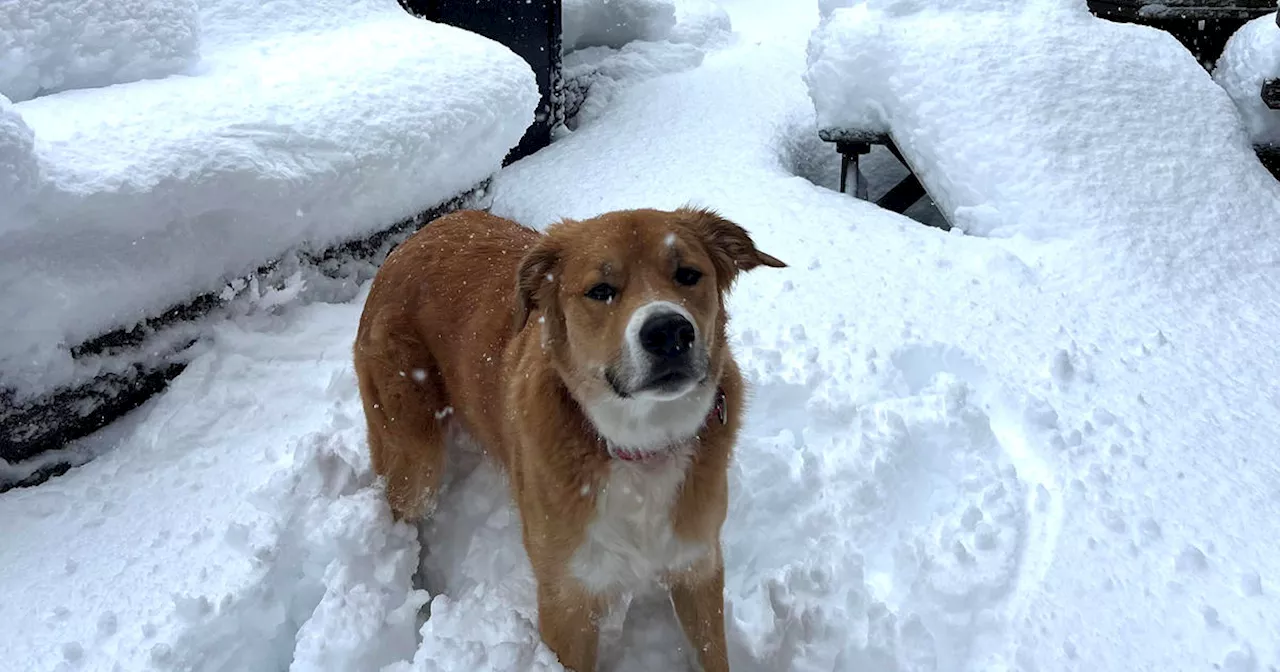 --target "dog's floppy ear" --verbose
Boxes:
[678,206,786,287]
[514,236,561,332]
